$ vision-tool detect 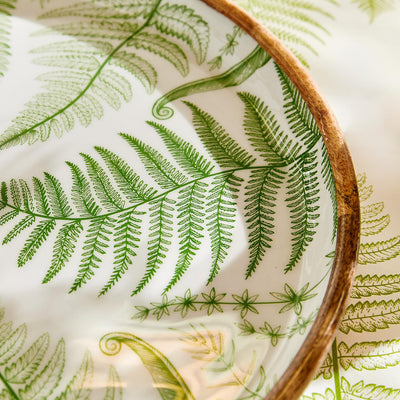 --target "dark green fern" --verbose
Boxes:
[0,70,336,296]
[0,0,210,149]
